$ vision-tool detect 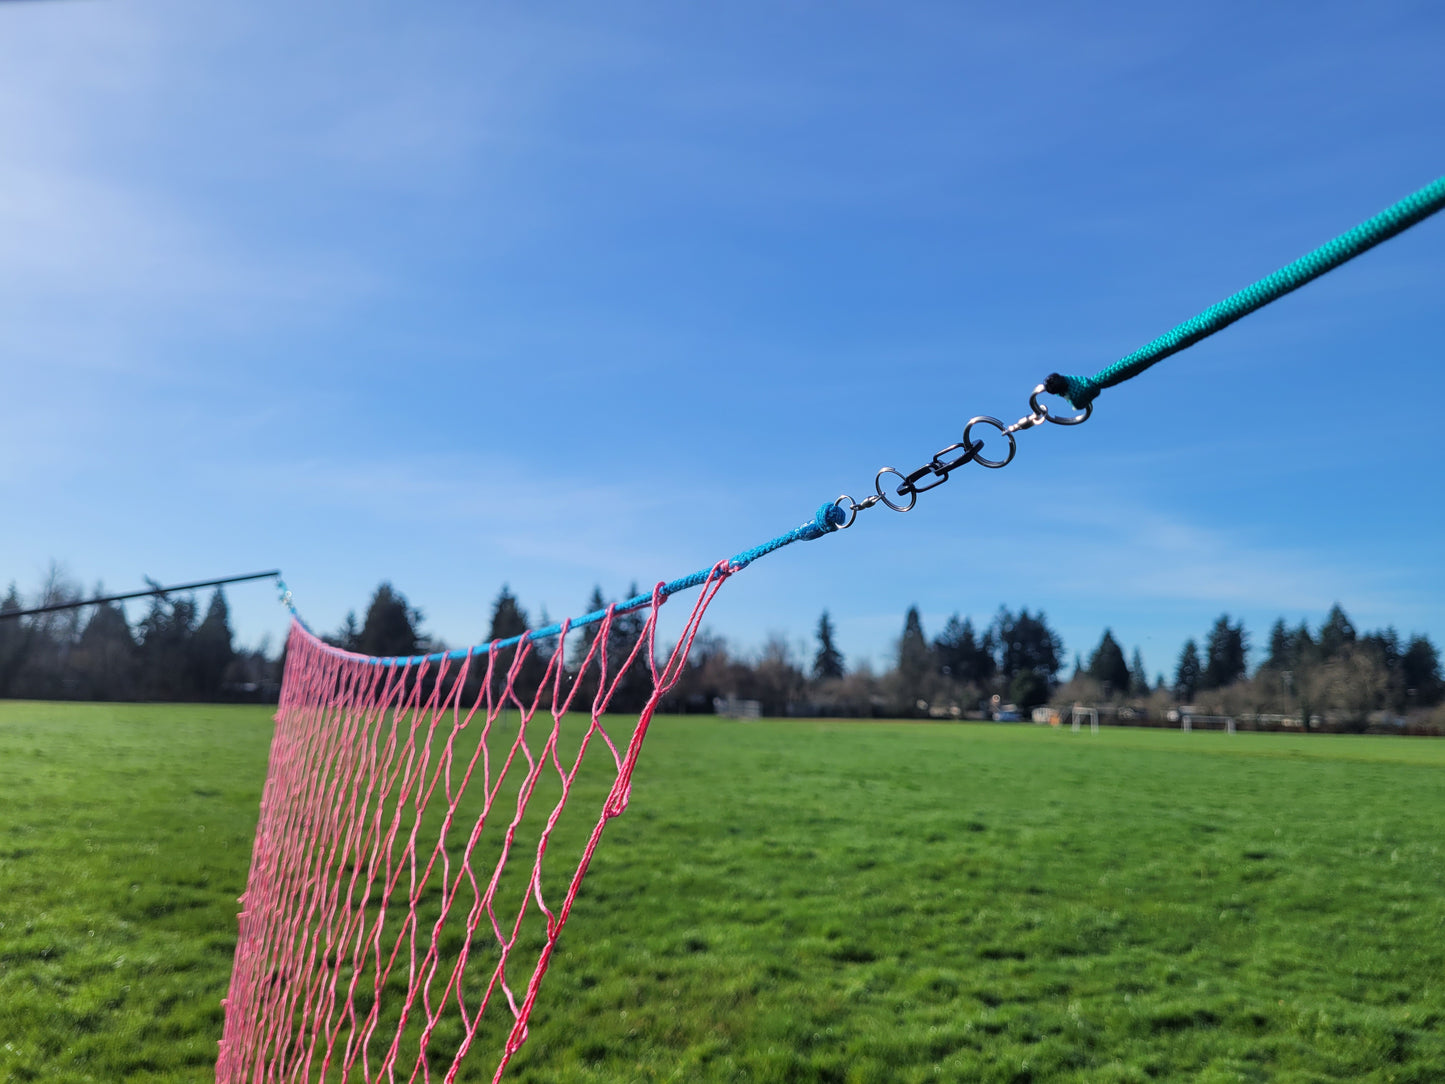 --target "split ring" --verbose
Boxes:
[1029,383,1093,425]
[961,416,1017,469]
[874,467,917,512]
